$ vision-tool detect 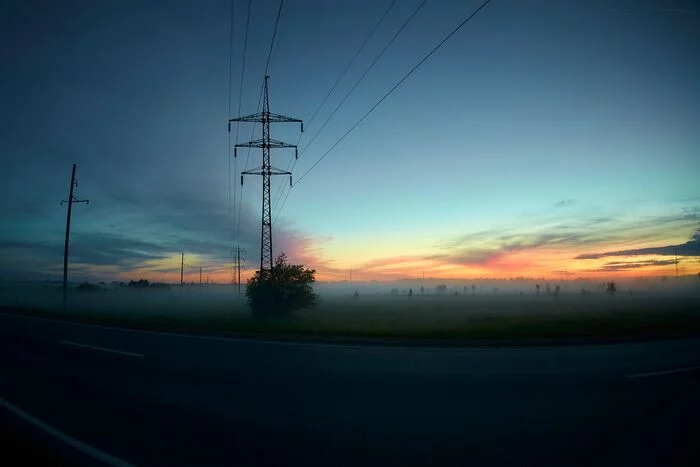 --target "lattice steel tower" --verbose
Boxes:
[230,76,303,272]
